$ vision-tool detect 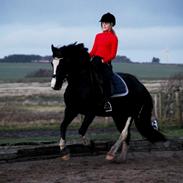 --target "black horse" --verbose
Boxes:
[51,43,166,161]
